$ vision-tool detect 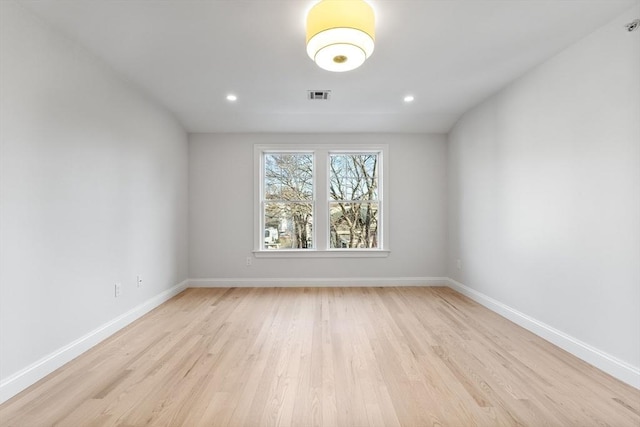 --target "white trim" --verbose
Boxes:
[189,277,447,288]
[446,278,640,389]
[253,249,390,258]
[0,280,188,405]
